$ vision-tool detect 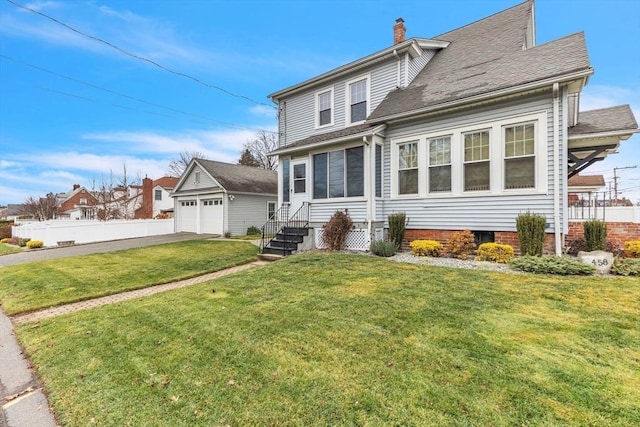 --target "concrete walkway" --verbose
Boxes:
[1,255,269,427]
